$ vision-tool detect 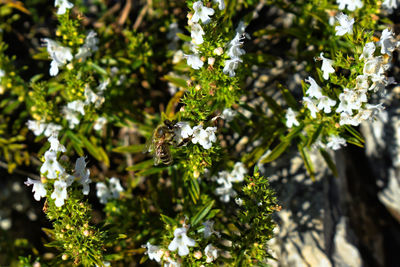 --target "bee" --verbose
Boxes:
[146,119,177,166]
